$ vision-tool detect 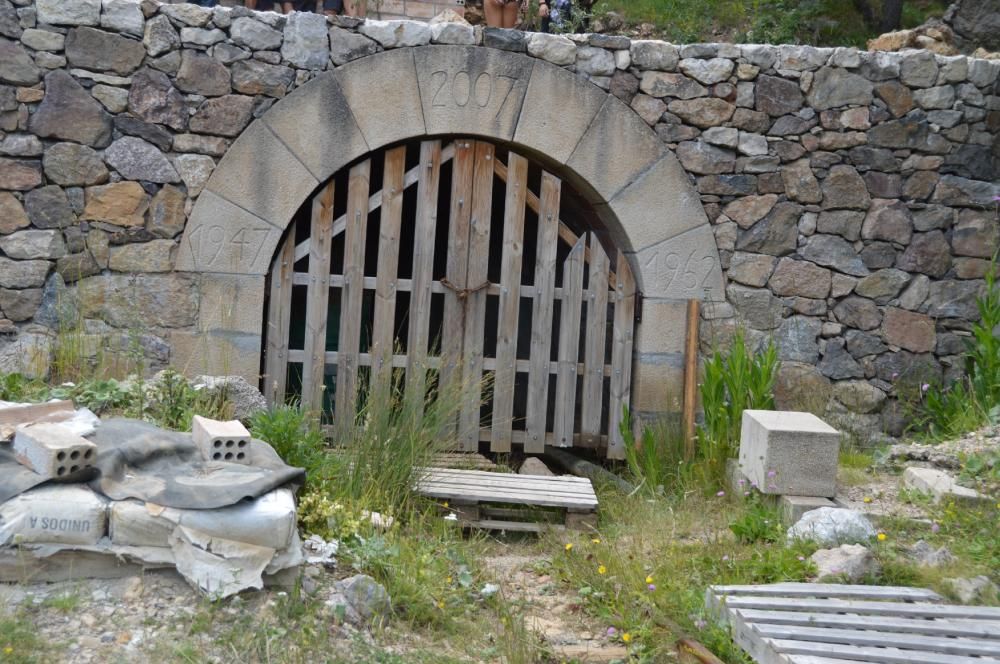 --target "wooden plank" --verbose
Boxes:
[420,476,597,496]
[553,236,586,448]
[300,181,335,413]
[292,144,457,263]
[292,272,604,301]
[459,142,495,450]
[580,234,609,446]
[405,140,442,413]
[0,400,74,426]
[719,596,1000,620]
[370,146,406,399]
[683,299,700,460]
[769,639,998,664]
[489,151,528,453]
[264,228,296,405]
[422,467,593,484]
[334,159,372,426]
[525,171,561,454]
[440,139,475,398]
[736,609,1000,640]
[607,251,636,459]
[415,485,597,510]
[756,624,1000,658]
[713,583,943,602]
